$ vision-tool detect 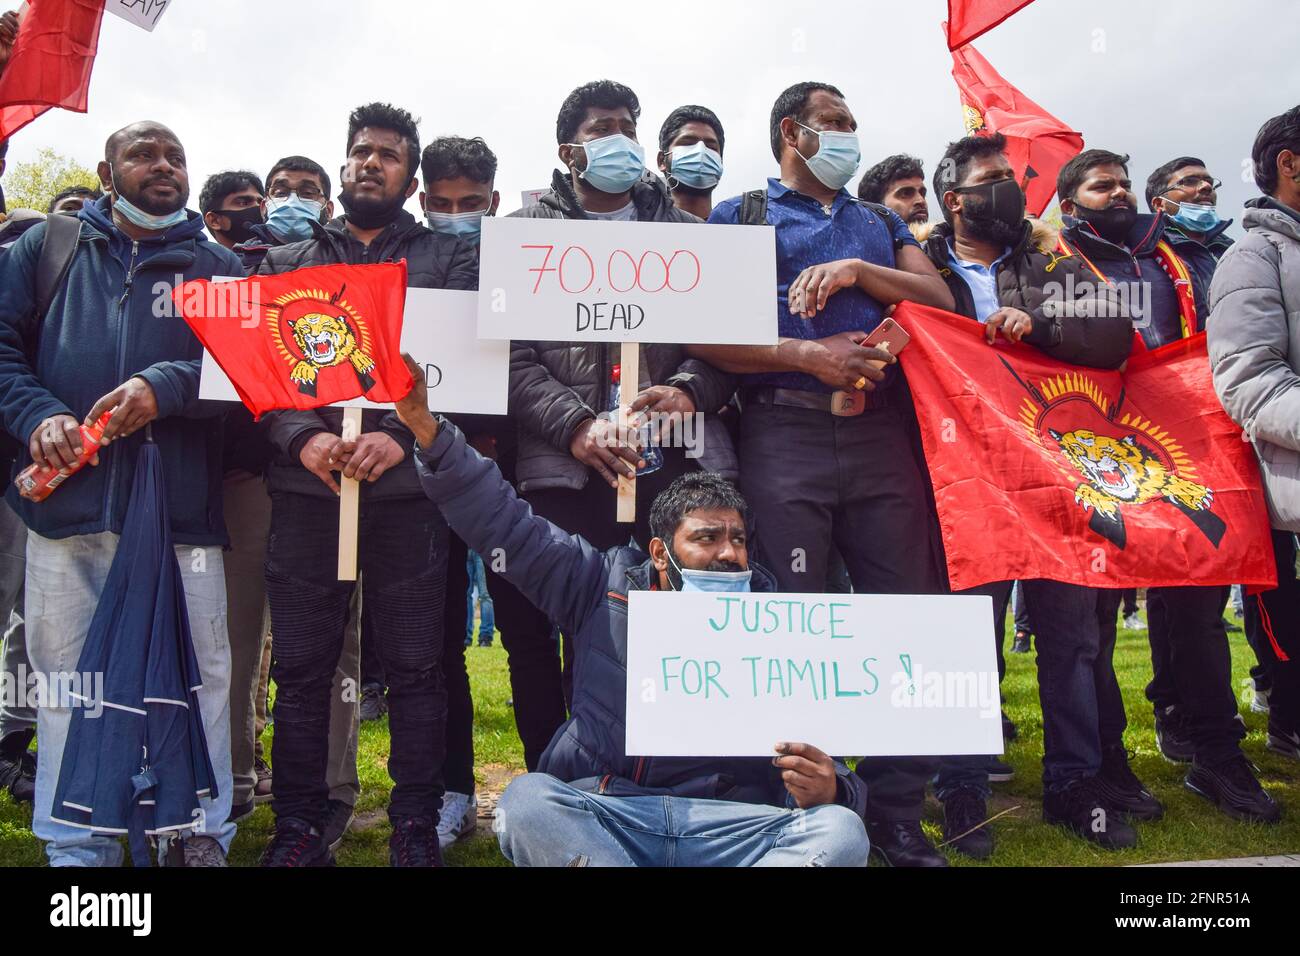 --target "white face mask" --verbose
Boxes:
[665,548,752,593]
